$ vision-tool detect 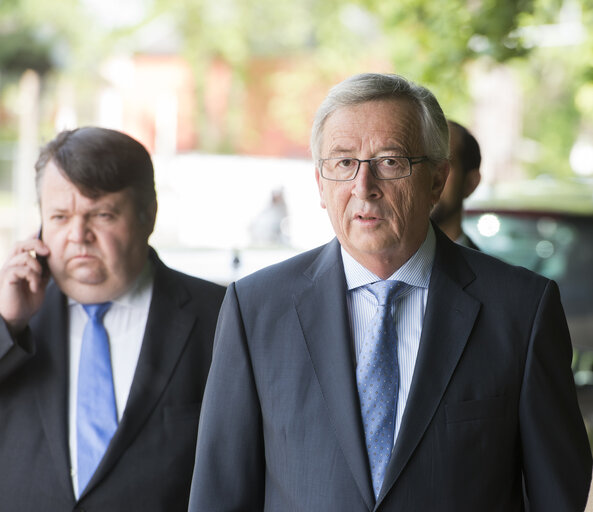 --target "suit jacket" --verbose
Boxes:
[457,230,480,251]
[189,228,592,512]
[0,249,225,511]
